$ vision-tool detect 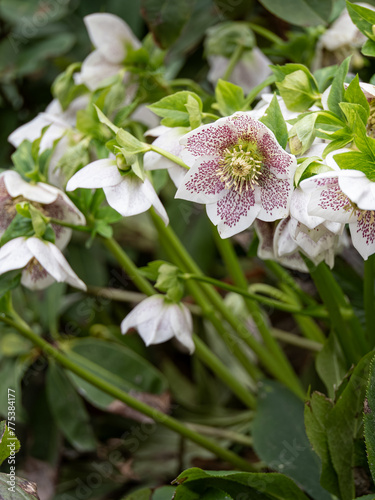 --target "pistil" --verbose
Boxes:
[216,144,263,193]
